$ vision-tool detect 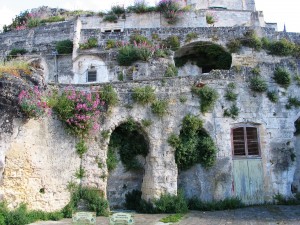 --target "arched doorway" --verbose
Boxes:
[174,41,232,74]
[106,119,149,209]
